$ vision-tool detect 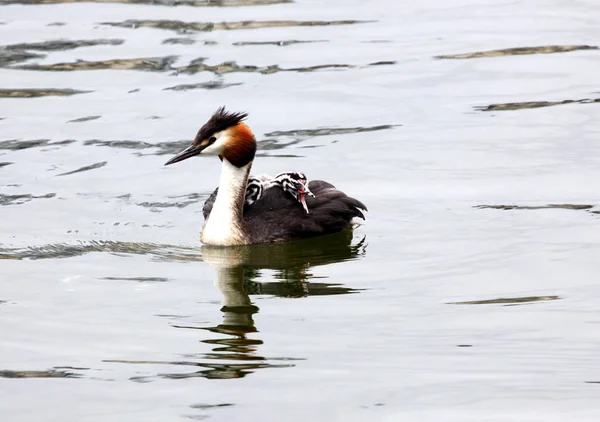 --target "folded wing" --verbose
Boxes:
[243,180,367,243]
